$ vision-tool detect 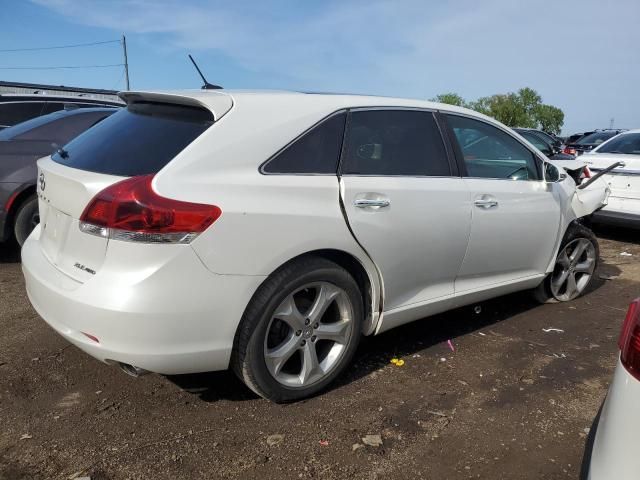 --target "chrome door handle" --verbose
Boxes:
[474,198,498,209]
[354,198,391,208]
